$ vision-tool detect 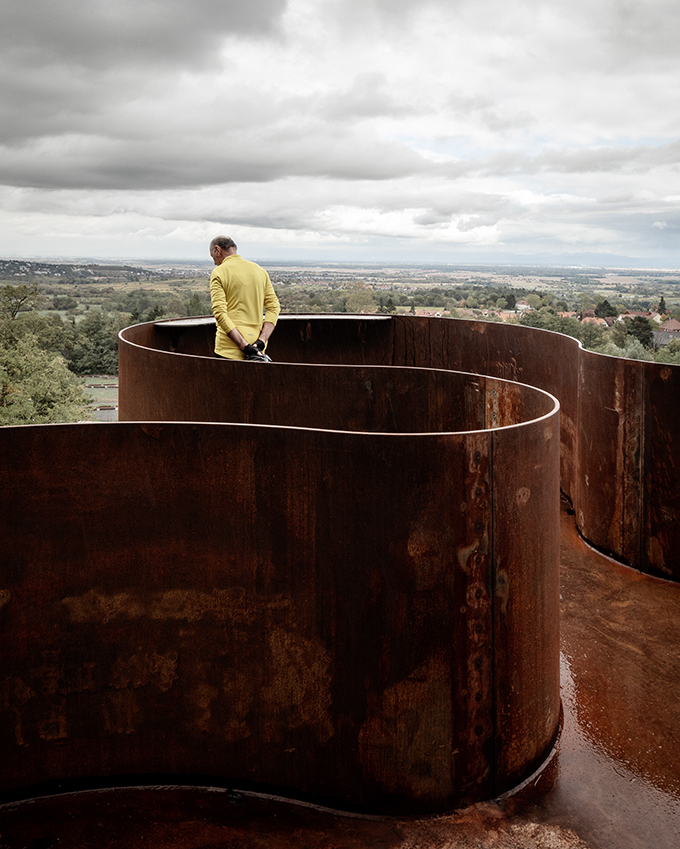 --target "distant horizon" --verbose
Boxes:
[2,251,680,274]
